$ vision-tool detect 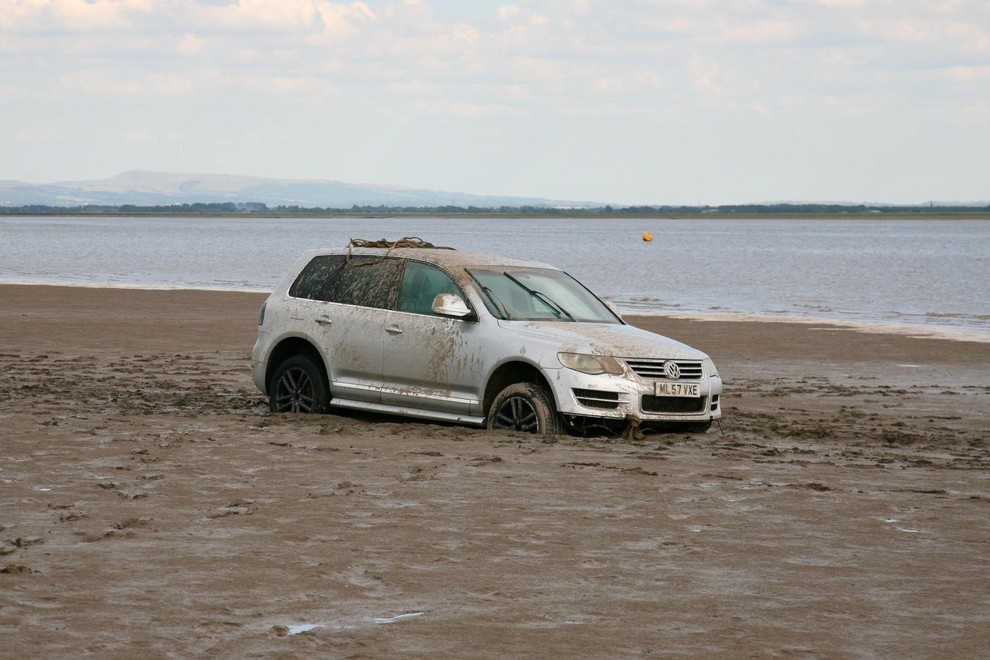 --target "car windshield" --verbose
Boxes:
[468,268,621,323]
